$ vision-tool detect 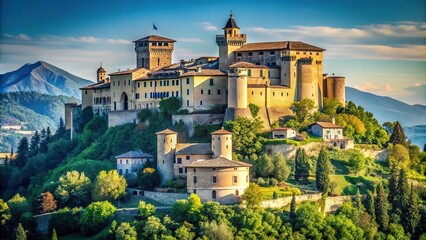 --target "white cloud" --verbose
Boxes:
[354,82,380,91]
[176,38,203,43]
[200,22,218,31]
[3,33,31,41]
[5,34,131,45]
